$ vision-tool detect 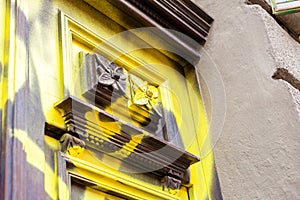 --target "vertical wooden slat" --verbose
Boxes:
[1,0,29,199]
